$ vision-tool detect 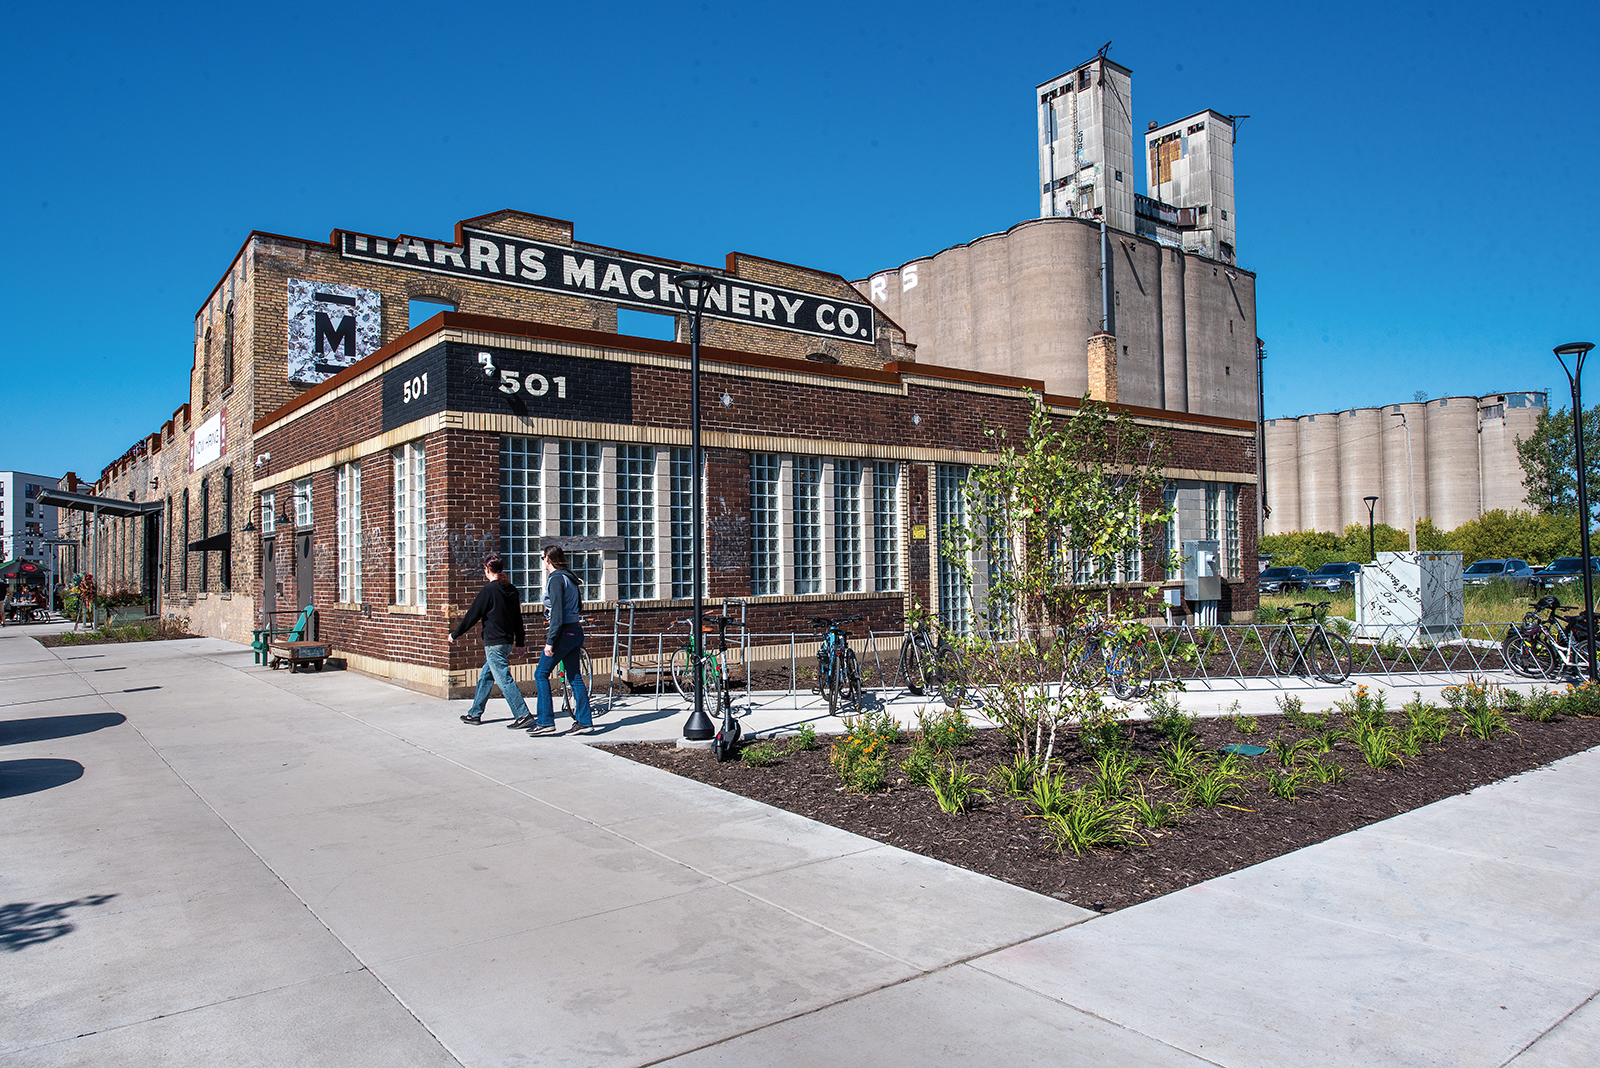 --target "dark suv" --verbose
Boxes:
[1463,558,1535,590]
[1537,557,1600,589]
[1259,566,1311,594]
[1309,562,1362,592]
